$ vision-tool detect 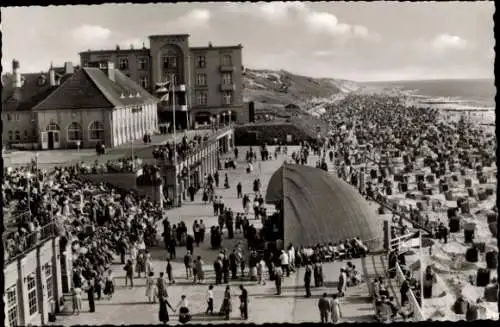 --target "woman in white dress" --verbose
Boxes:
[331,293,342,324]
[146,272,157,303]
